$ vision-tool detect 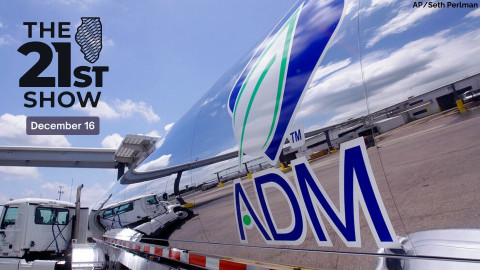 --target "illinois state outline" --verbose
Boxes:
[76,17,102,64]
